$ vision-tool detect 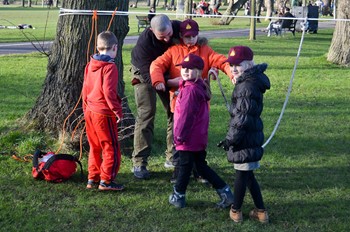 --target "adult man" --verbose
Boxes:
[267,7,295,37]
[130,14,181,179]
